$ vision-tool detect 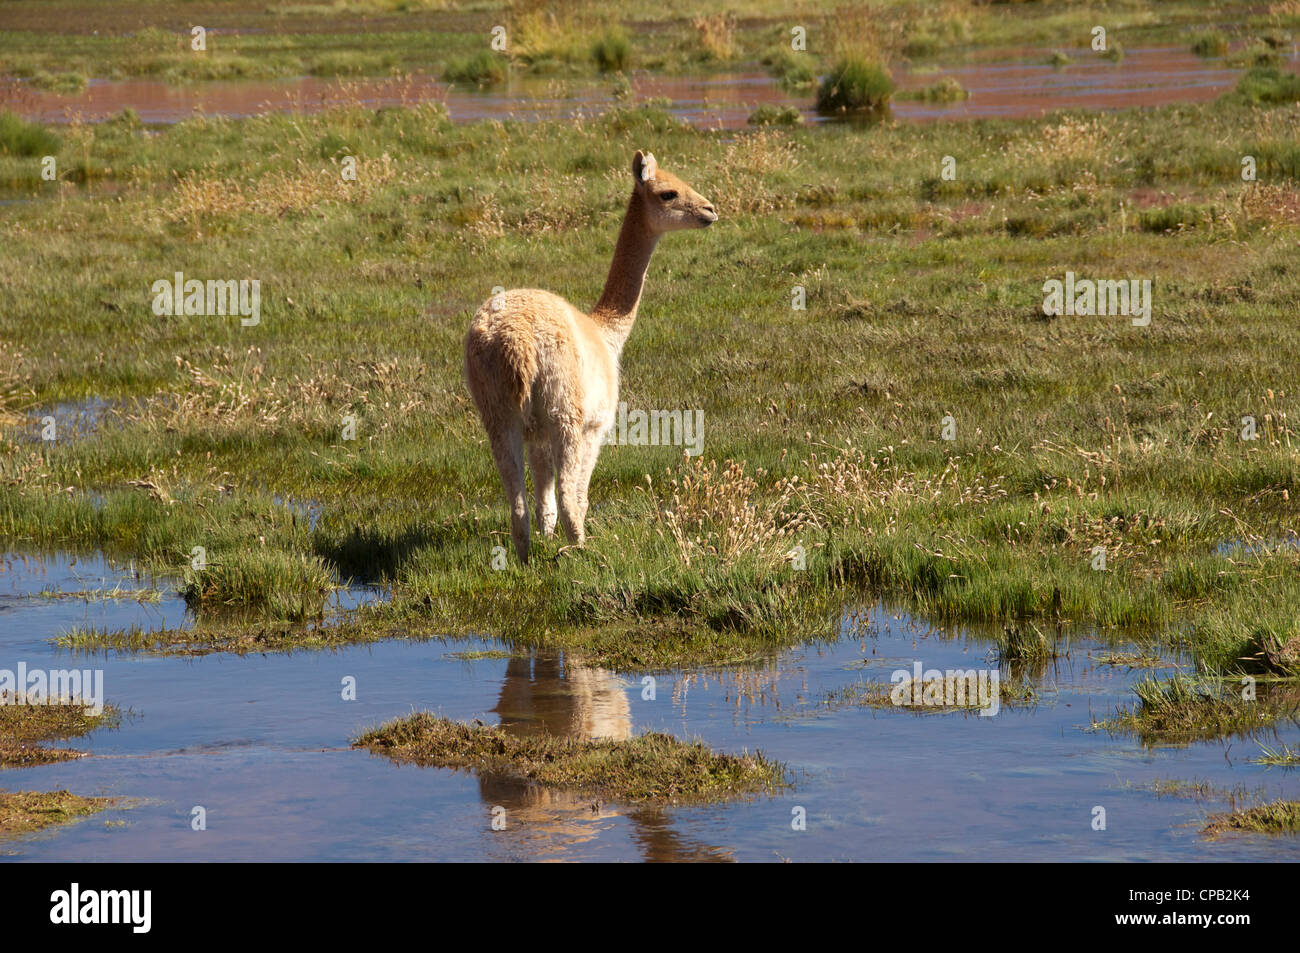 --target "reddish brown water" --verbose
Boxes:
[5,45,1297,127]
